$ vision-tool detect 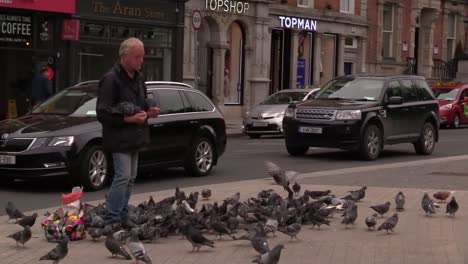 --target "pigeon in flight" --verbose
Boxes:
[5,201,25,222]
[265,161,299,199]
